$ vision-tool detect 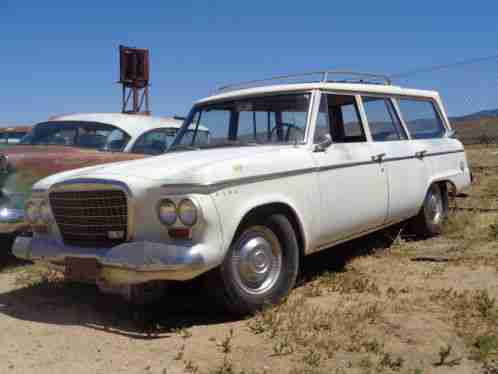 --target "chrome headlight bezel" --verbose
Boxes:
[178,198,198,226]
[157,199,177,226]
